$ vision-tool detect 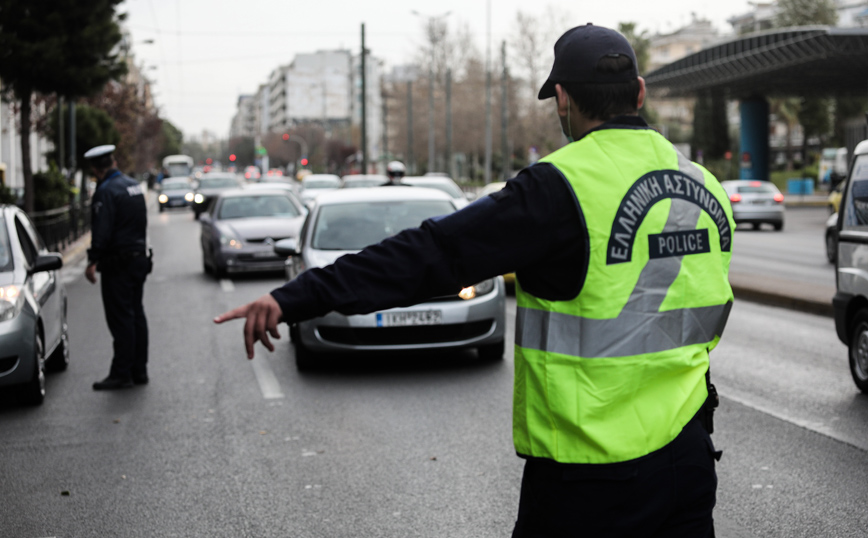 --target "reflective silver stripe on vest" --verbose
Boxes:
[515,149,730,359]
[515,302,731,358]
